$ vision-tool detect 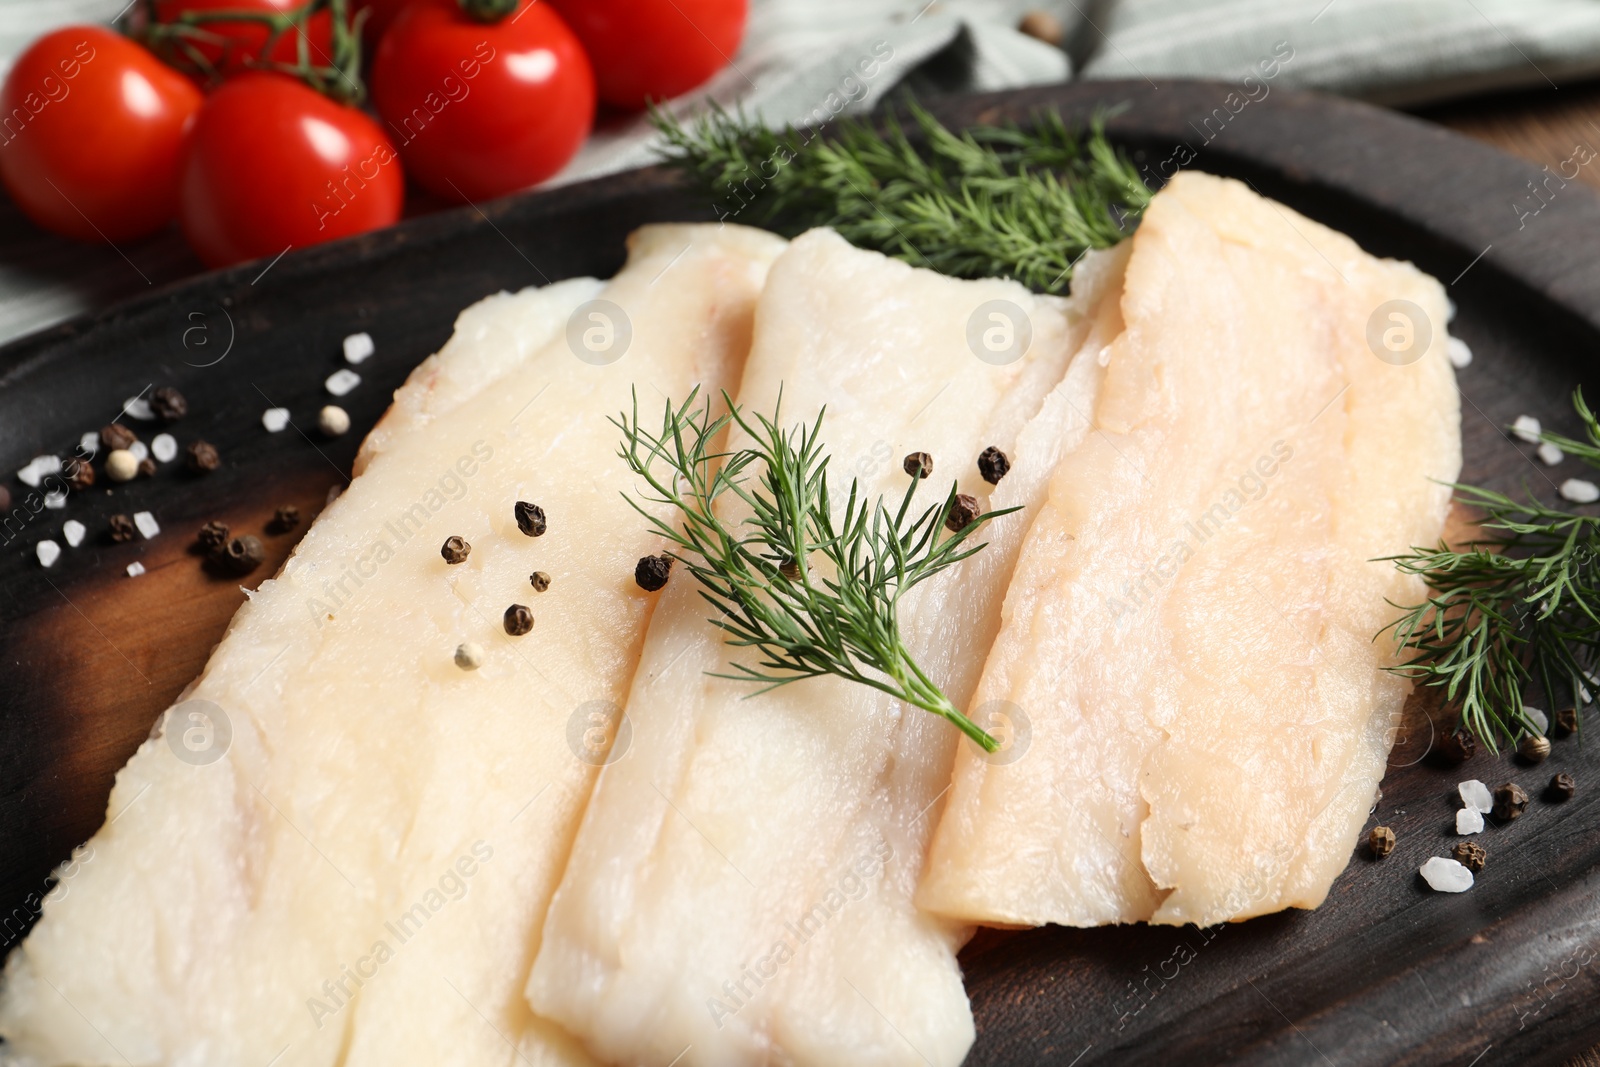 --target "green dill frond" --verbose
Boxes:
[650,99,1149,293]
